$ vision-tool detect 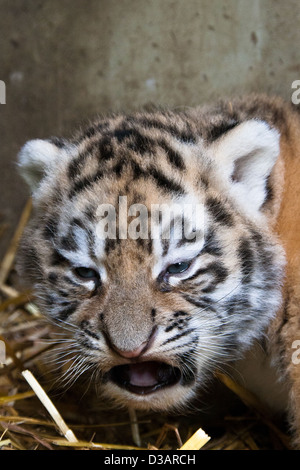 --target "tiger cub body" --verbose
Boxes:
[17,95,300,446]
